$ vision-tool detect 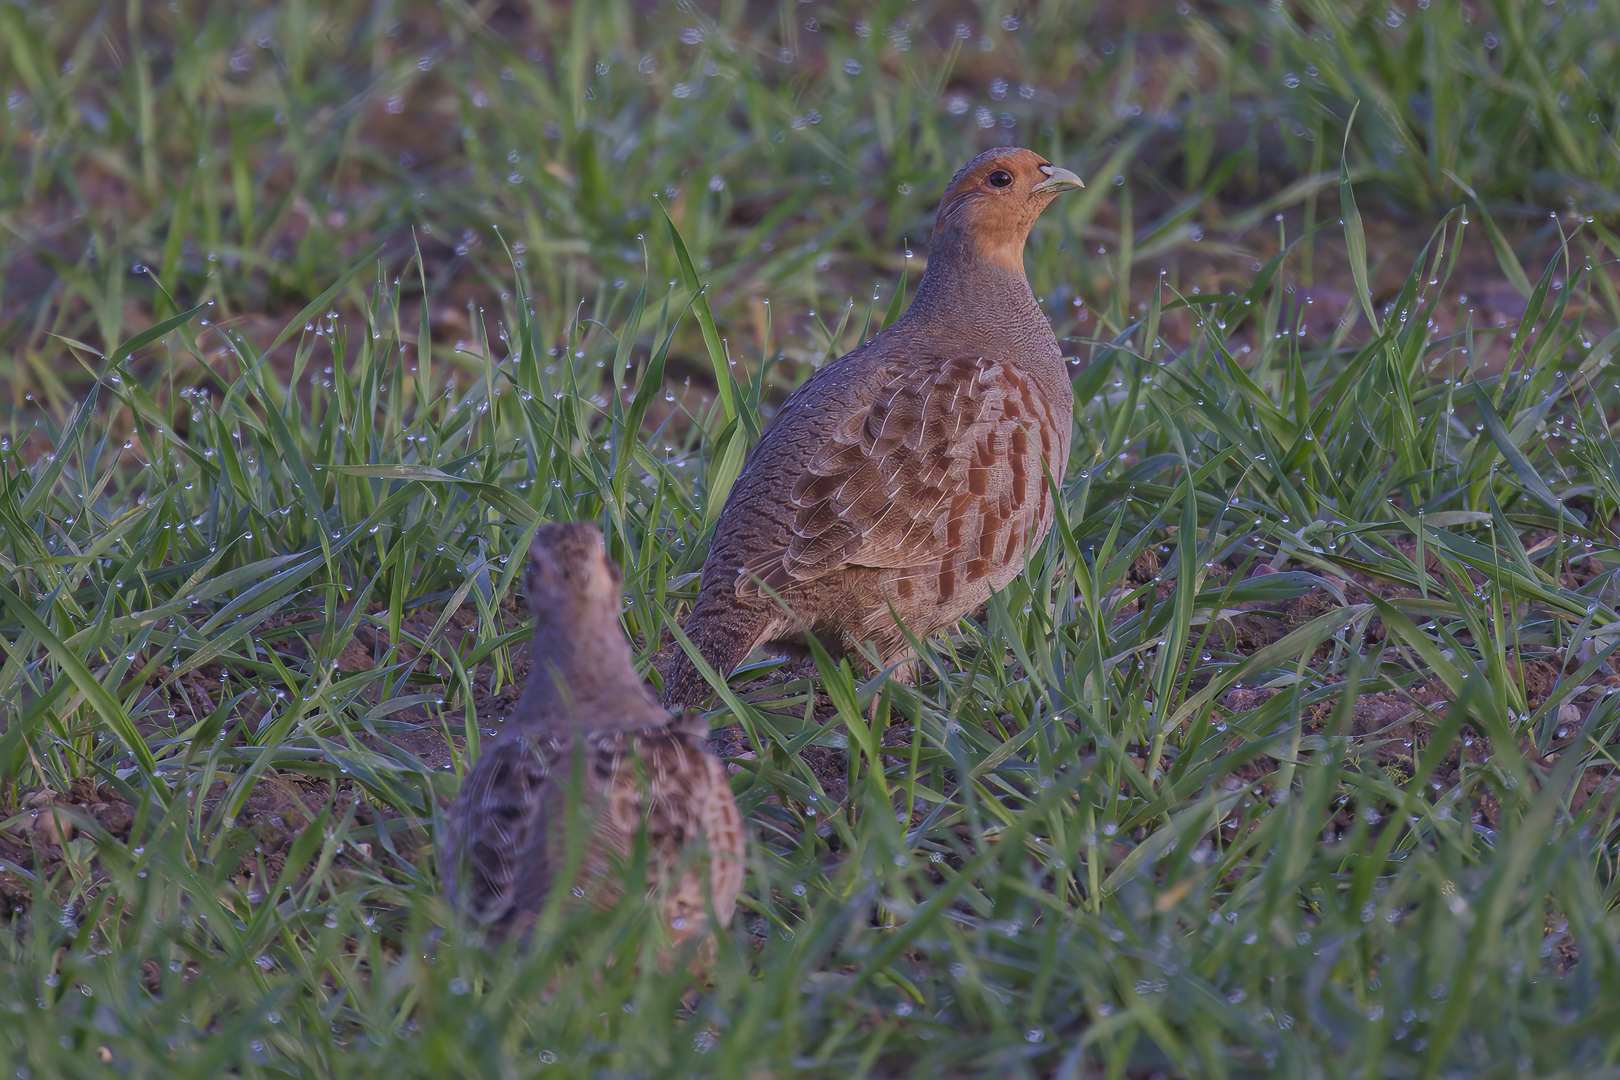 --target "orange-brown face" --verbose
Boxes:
[933,147,1083,275]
